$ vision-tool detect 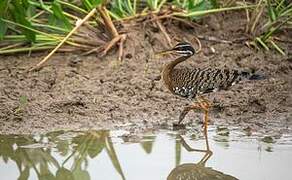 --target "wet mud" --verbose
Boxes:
[0,11,291,134]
